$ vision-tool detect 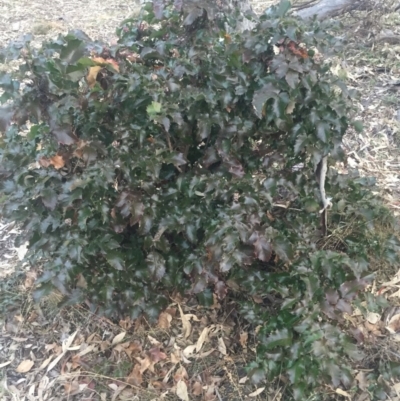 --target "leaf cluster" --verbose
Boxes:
[0,0,399,398]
